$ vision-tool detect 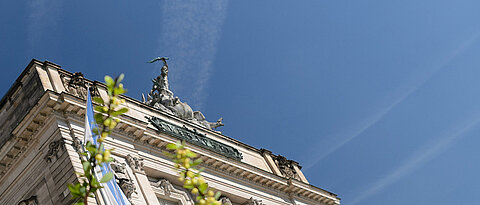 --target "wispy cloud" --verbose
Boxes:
[303,31,480,171]
[349,114,480,205]
[27,0,61,54]
[157,0,229,111]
